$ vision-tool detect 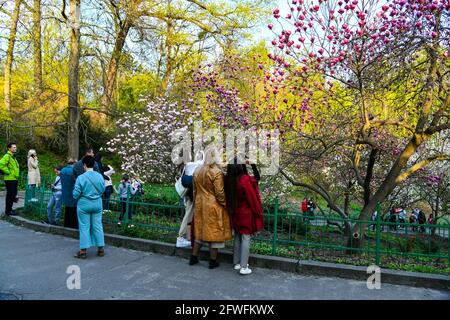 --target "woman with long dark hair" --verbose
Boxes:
[224,158,263,275]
